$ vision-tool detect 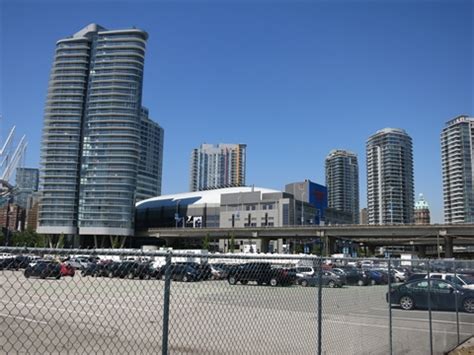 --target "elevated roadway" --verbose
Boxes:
[140,224,474,257]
